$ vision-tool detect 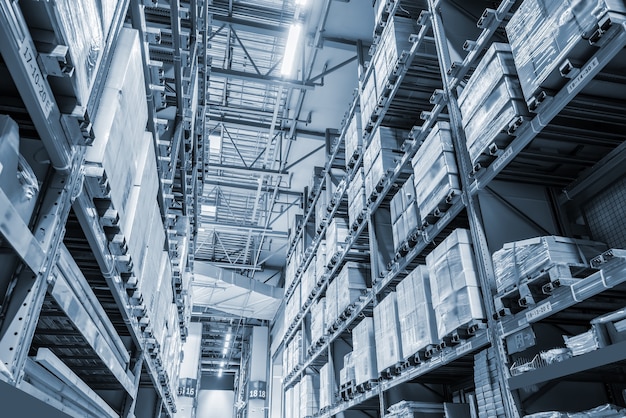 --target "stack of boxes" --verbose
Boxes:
[284,283,301,334]
[284,330,303,376]
[315,241,327,284]
[325,277,338,332]
[325,217,349,266]
[364,126,406,199]
[300,262,316,305]
[348,168,366,228]
[386,400,445,418]
[324,262,368,329]
[426,229,485,340]
[492,236,607,294]
[339,352,355,387]
[412,122,460,221]
[352,317,378,386]
[344,109,363,165]
[300,374,320,417]
[390,175,420,252]
[319,362,334,410]
[458,43,528,167]
[310,297,326,345]
[506,0,626,109]
[474,348,506,418]
[316,188,330,232]
[374,292,403,373]
[396,266,439,359]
